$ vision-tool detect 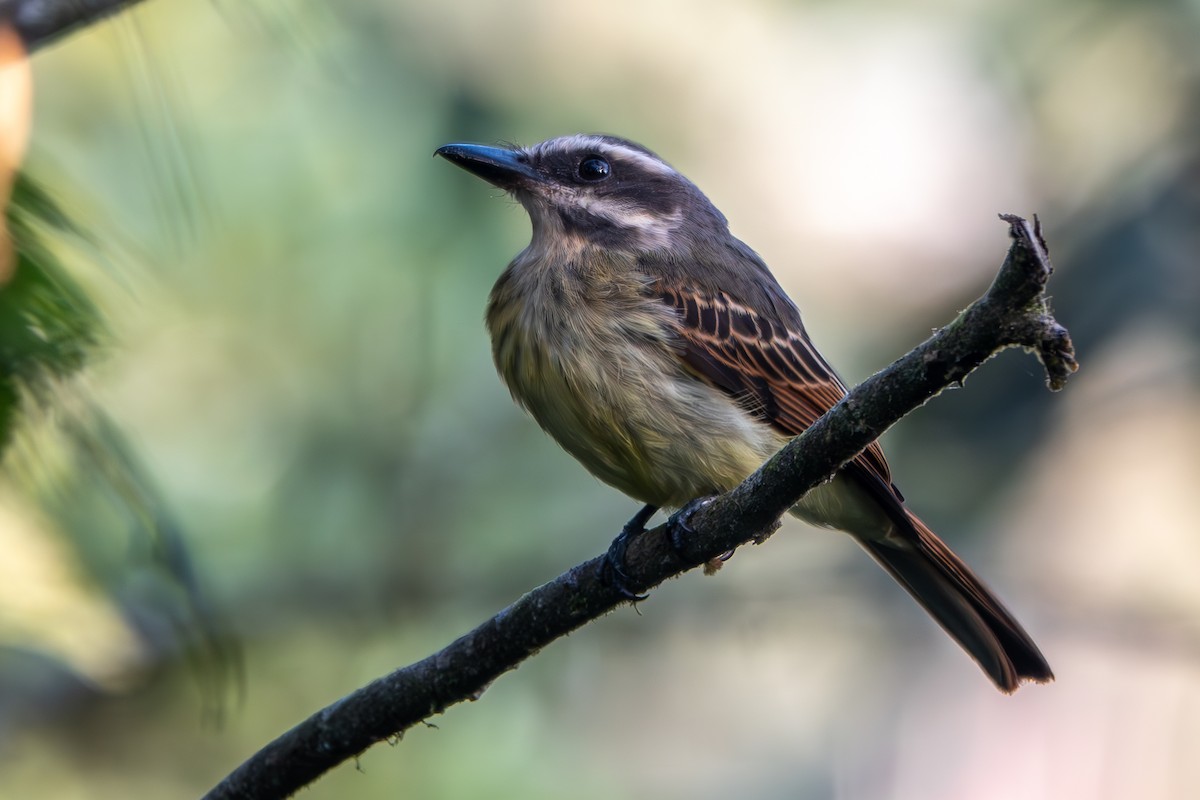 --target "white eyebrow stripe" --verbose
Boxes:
[609,145,679,177]
[533,134,679,177]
